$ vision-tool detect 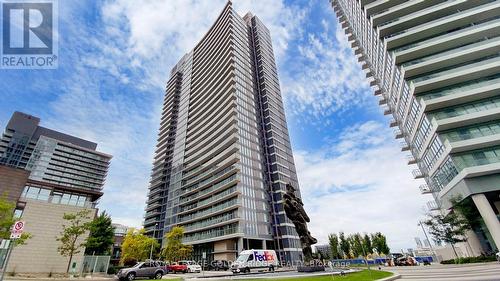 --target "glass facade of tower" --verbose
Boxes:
[144,2,303,262]
[331,0,500,252]
[0,112,111,197]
